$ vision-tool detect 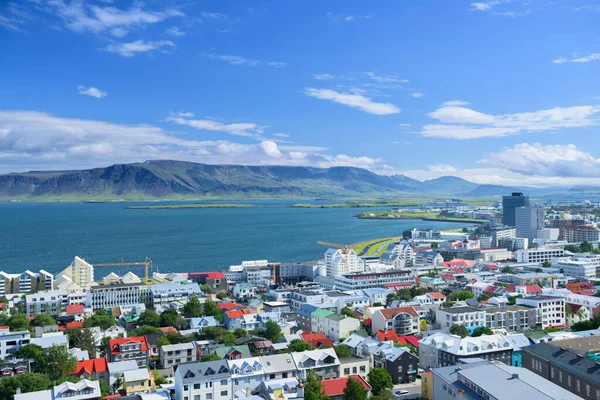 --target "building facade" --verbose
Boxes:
[503,192,530,227]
